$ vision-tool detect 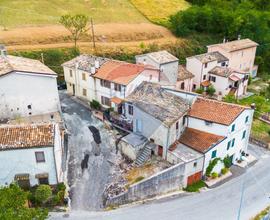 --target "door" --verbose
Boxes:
[158,145,163,157]
[72,84,75,95]
[187,171,202,186]
[136,119,142,133]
